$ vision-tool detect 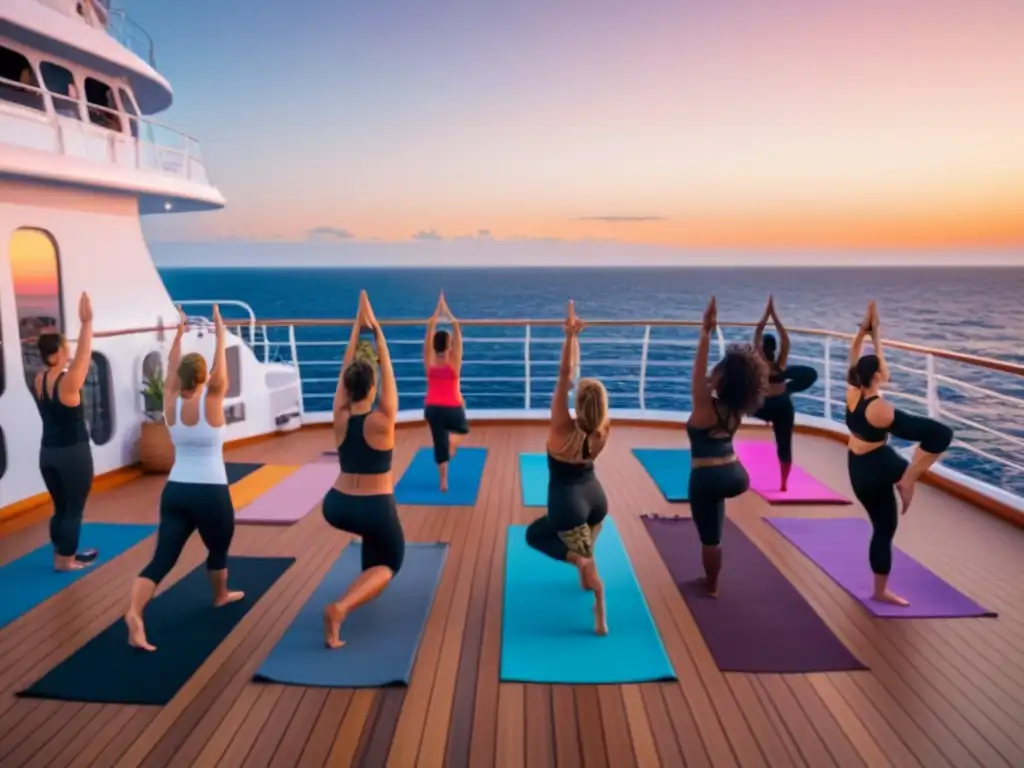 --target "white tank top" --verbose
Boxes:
[167,389,228,485]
